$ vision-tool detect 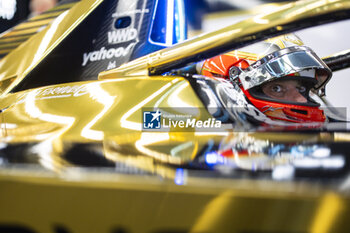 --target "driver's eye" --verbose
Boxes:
[271,85,283,93]
[297,86,307,93]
